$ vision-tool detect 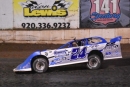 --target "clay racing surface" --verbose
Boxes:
[0,43,130,87]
